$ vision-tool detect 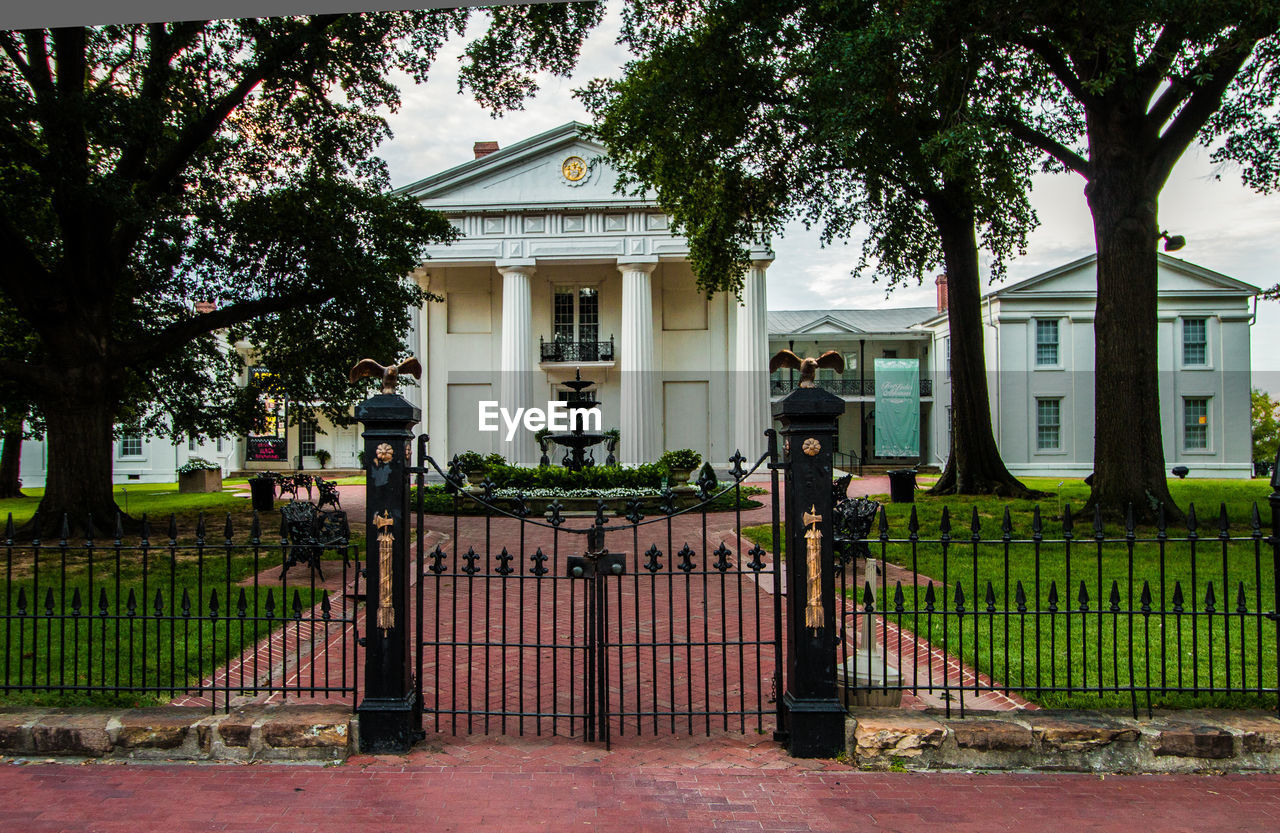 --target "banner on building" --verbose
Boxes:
[874,358,920,458]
